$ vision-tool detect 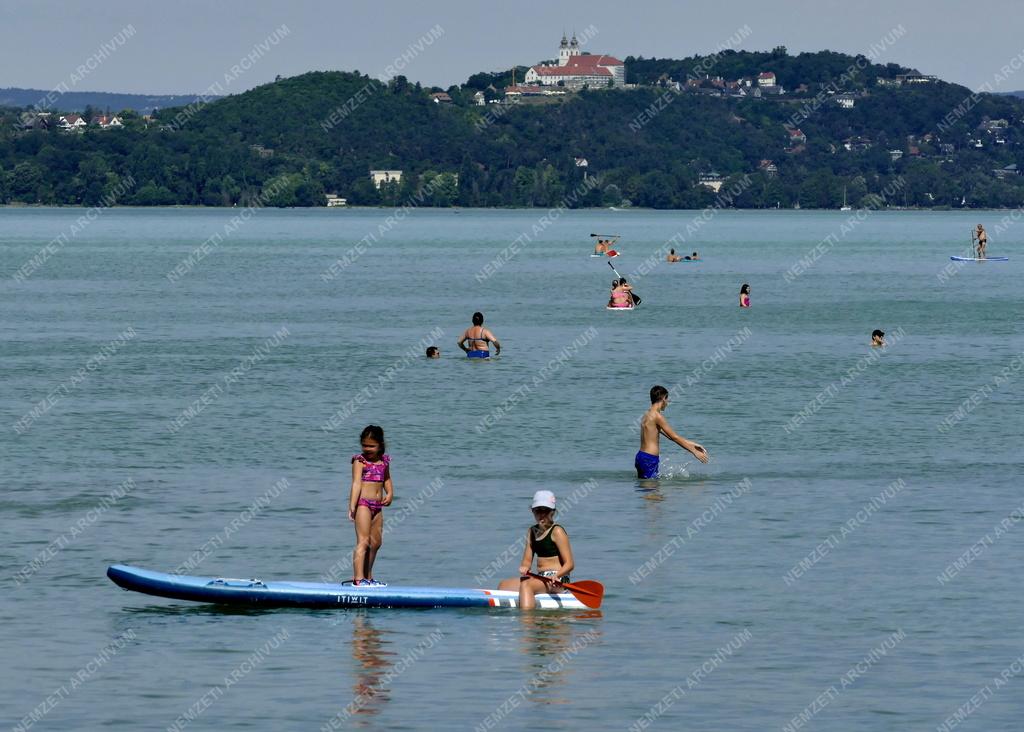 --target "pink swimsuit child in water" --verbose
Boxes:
[352,454,389,517]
